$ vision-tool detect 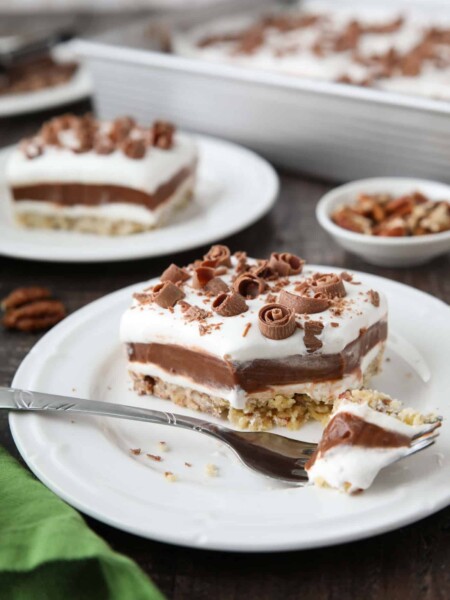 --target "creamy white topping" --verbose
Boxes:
[6,132,197,196]
[120,259,387,360]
